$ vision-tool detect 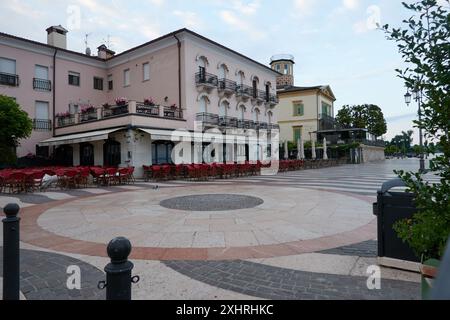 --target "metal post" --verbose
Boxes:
[418,97,425,172]
[99,237,139,300]
[2,203,21,300]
